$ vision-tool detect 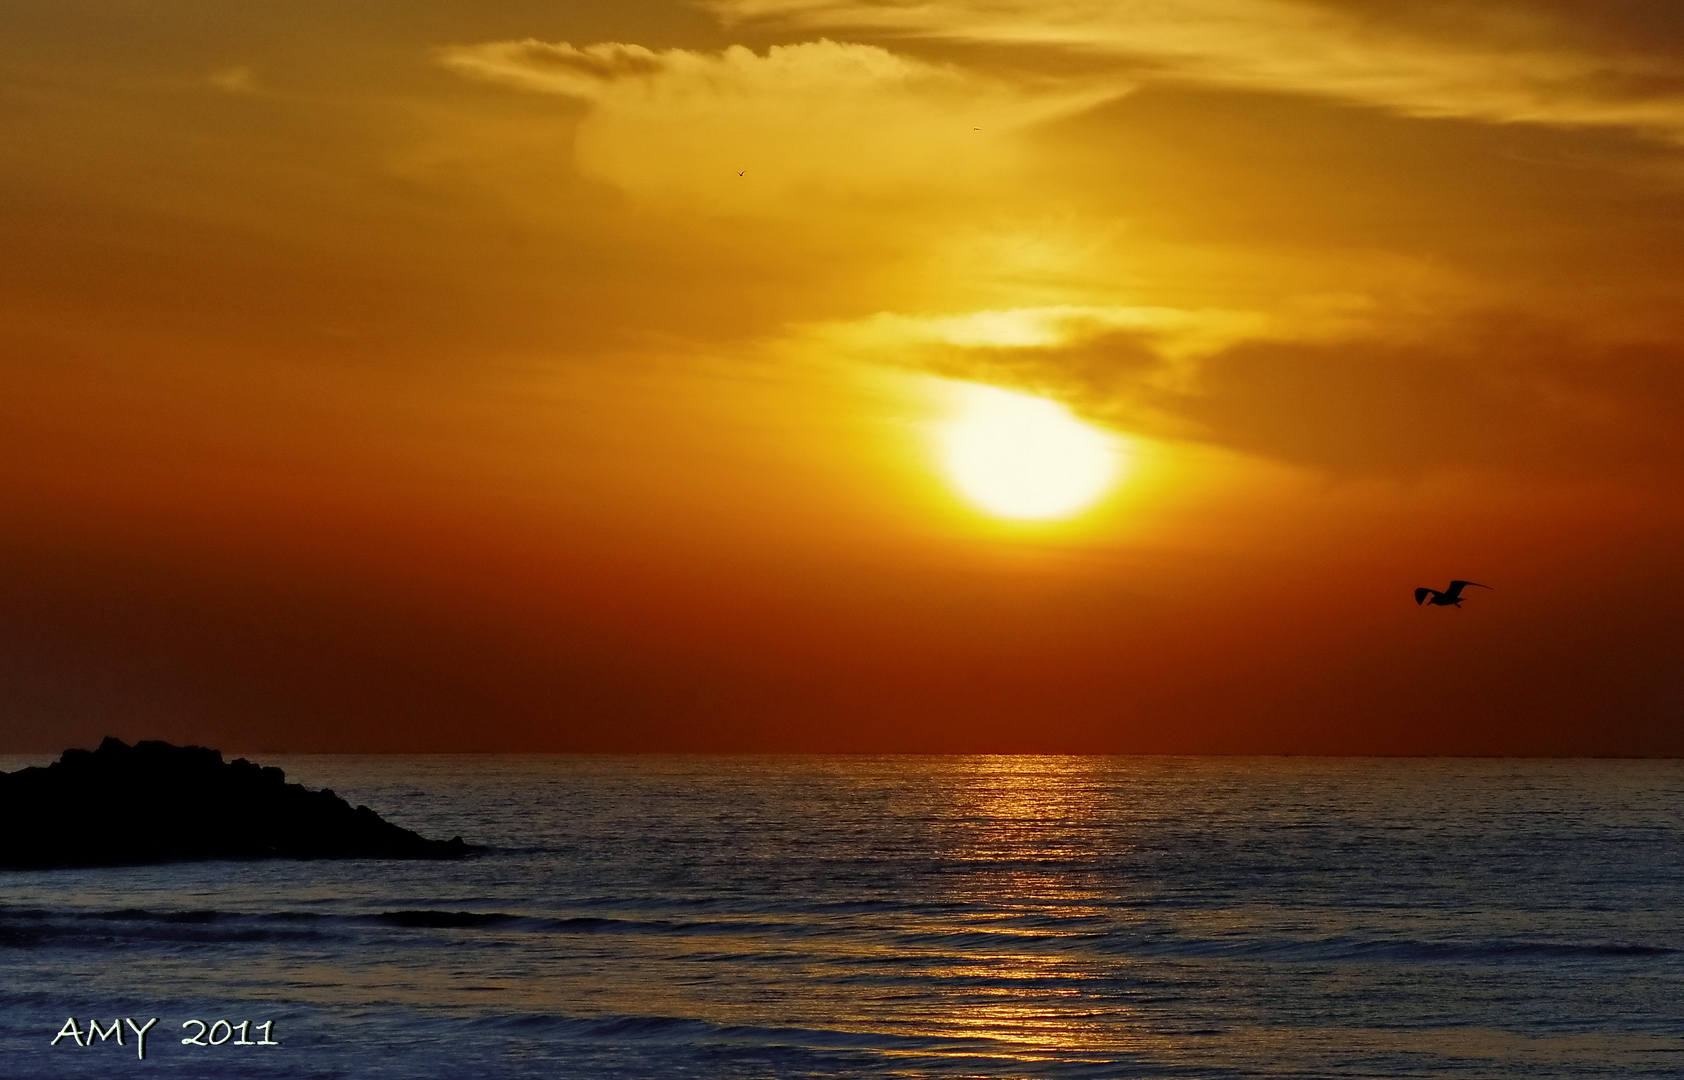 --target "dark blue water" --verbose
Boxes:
[2,755,1680,1078]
